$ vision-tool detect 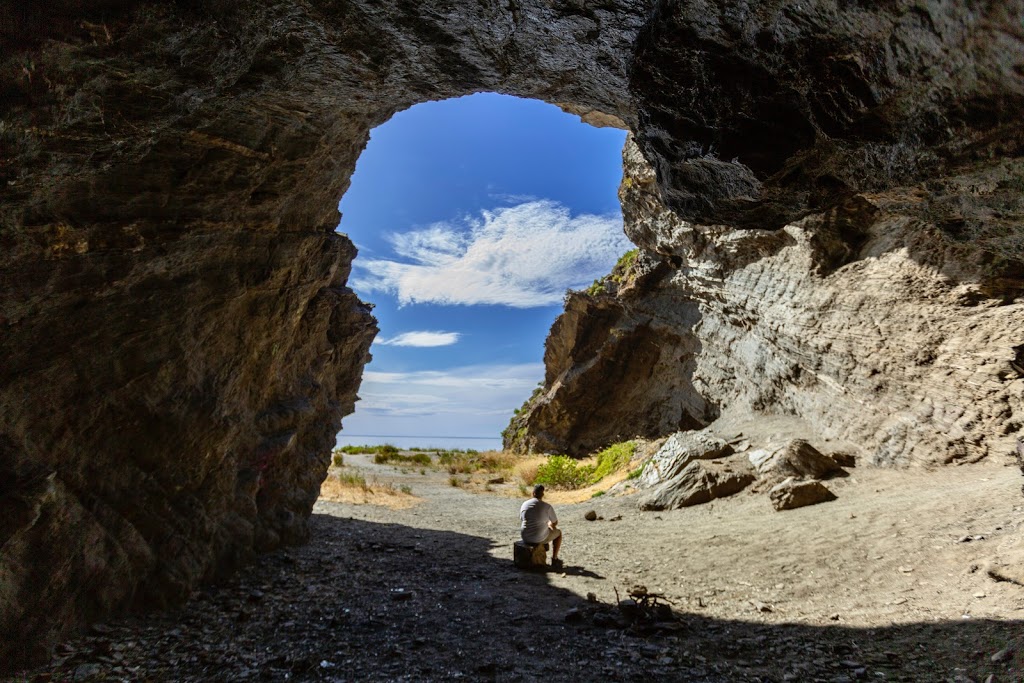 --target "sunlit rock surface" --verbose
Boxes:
[2,0,1023,668]
[508,136,1024,466]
